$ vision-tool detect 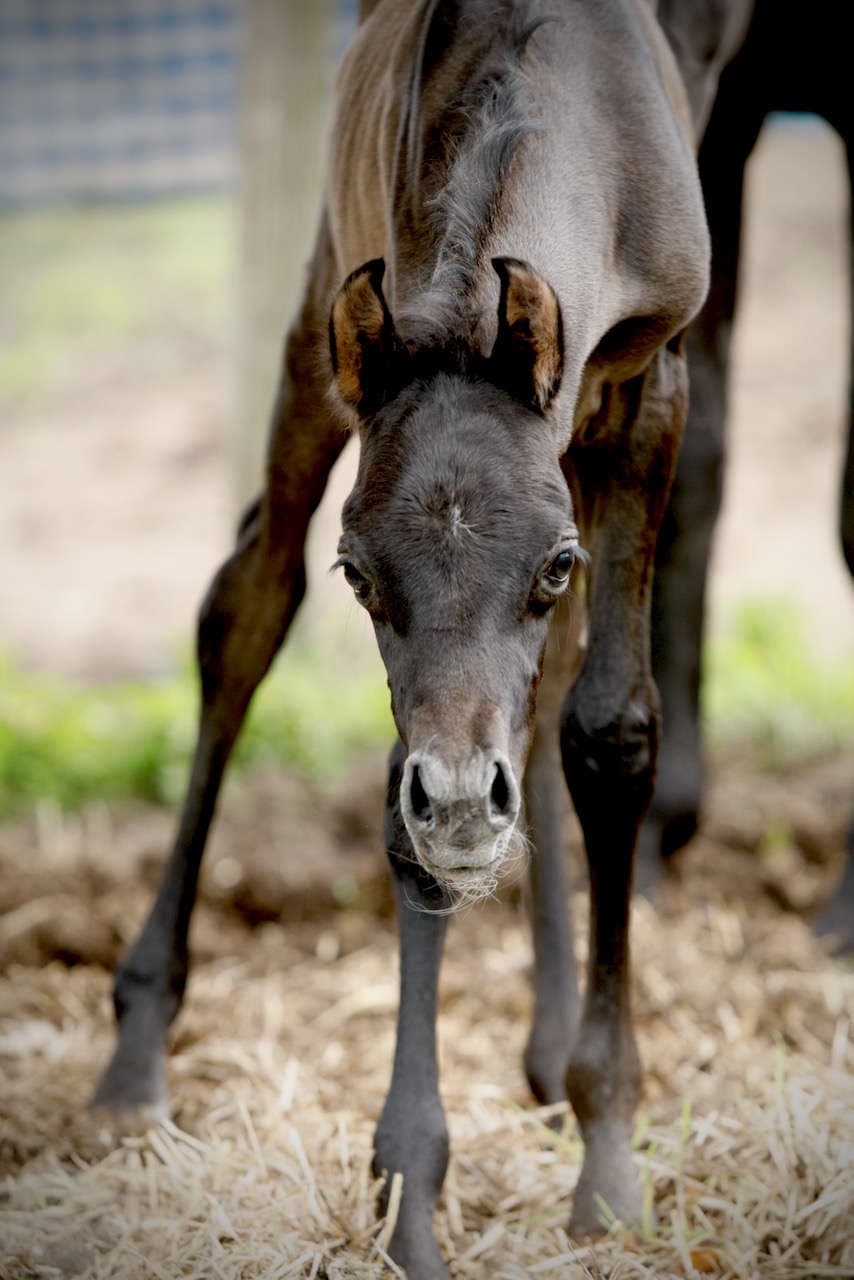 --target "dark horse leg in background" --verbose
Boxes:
[93,217,348,1114]
[636,55,764,896]
[640,17,854,951]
